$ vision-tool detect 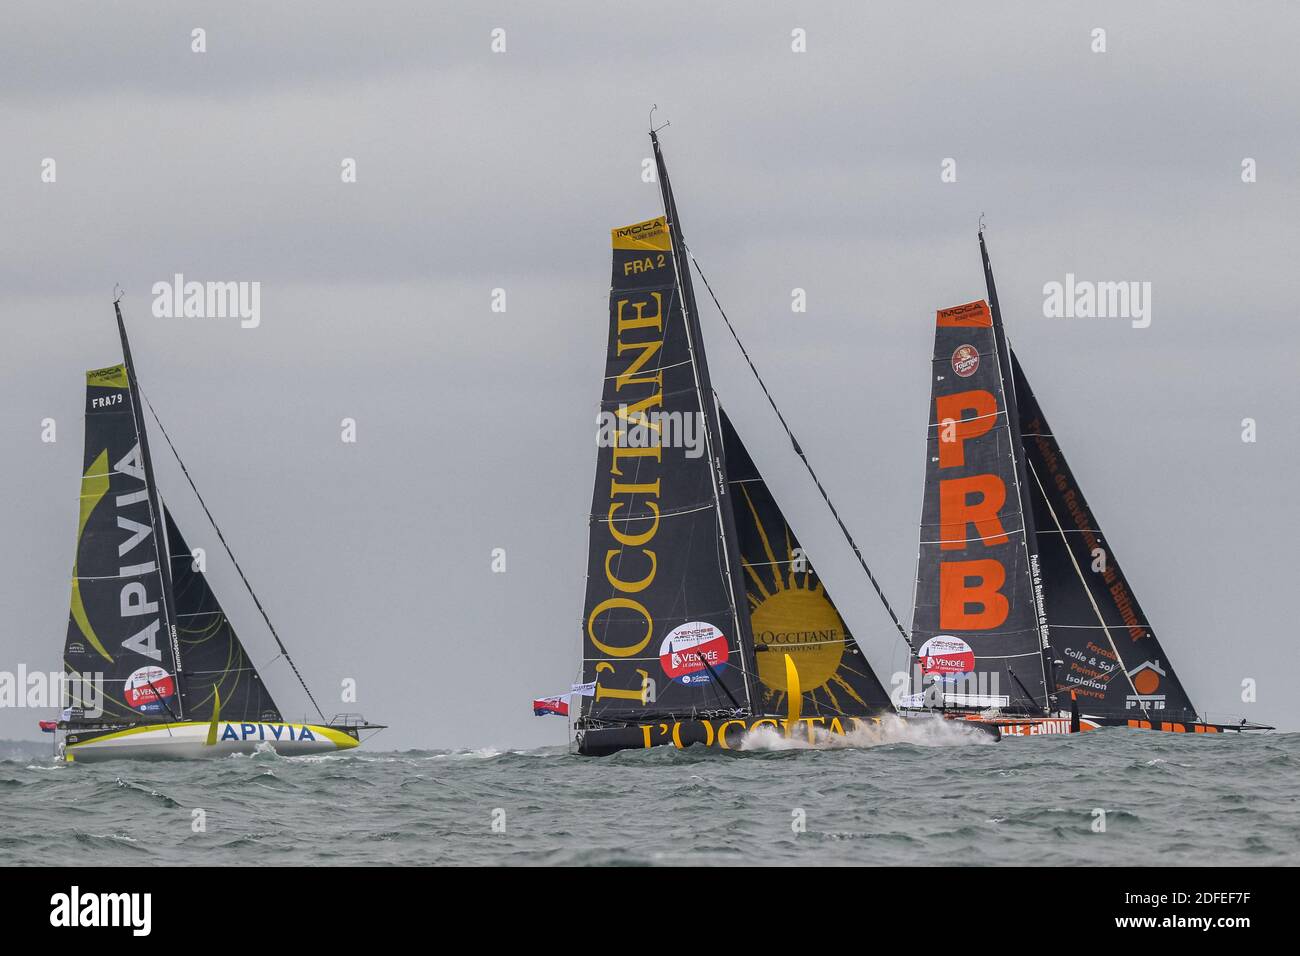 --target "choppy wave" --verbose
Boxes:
[1,730,1296,866]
